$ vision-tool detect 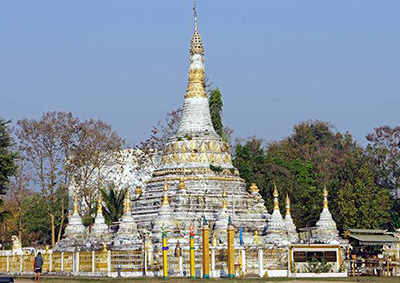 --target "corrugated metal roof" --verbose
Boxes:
[349,234,400,244]
[348,229,387,234]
